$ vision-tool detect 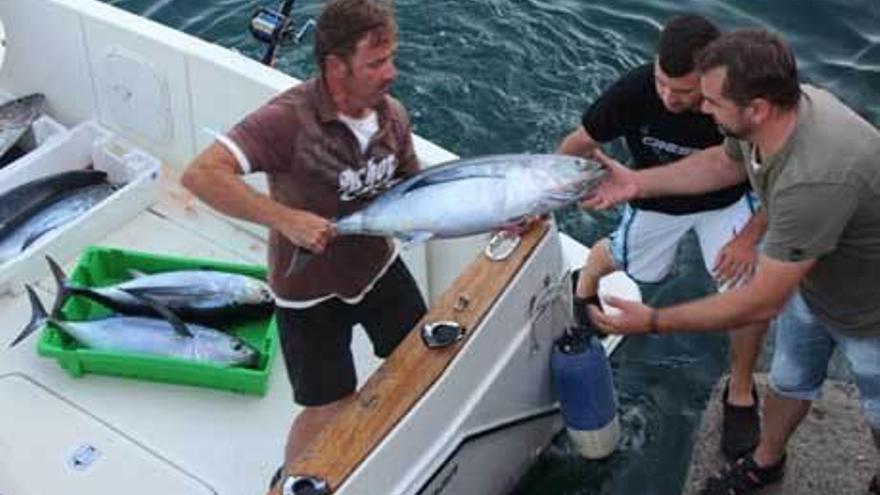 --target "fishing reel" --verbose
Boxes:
[249,7,293,44]
[249,1,316,65]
